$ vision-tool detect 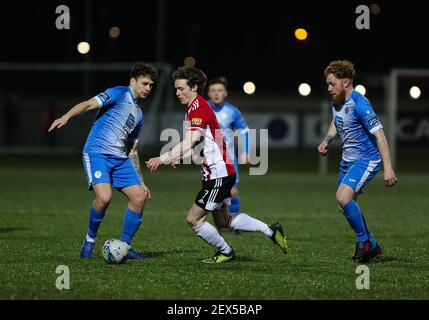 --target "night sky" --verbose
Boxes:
[1,0,428,93]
